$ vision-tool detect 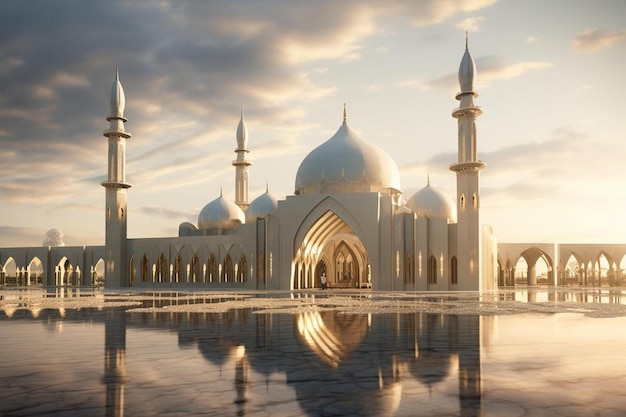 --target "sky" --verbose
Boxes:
[0,0,625,248]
